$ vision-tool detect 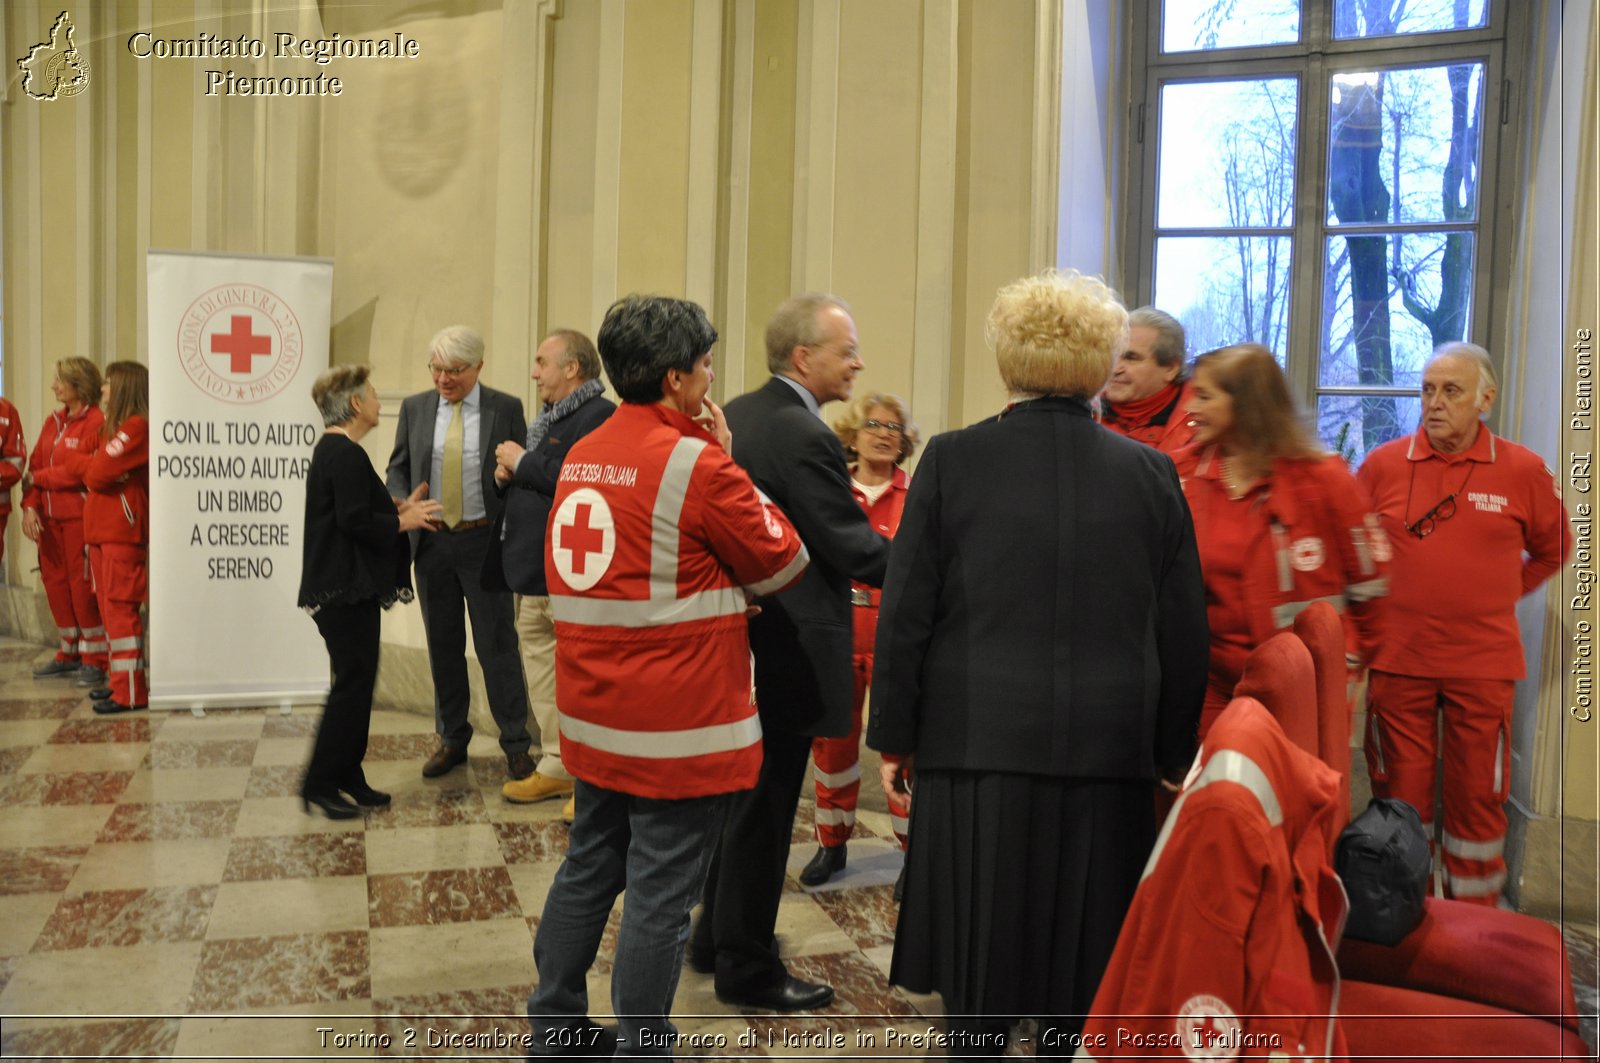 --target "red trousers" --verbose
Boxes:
[811,652,909,850]
[88,543,147,706]
[38,517,106,668]
[1364,671,1515,906]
